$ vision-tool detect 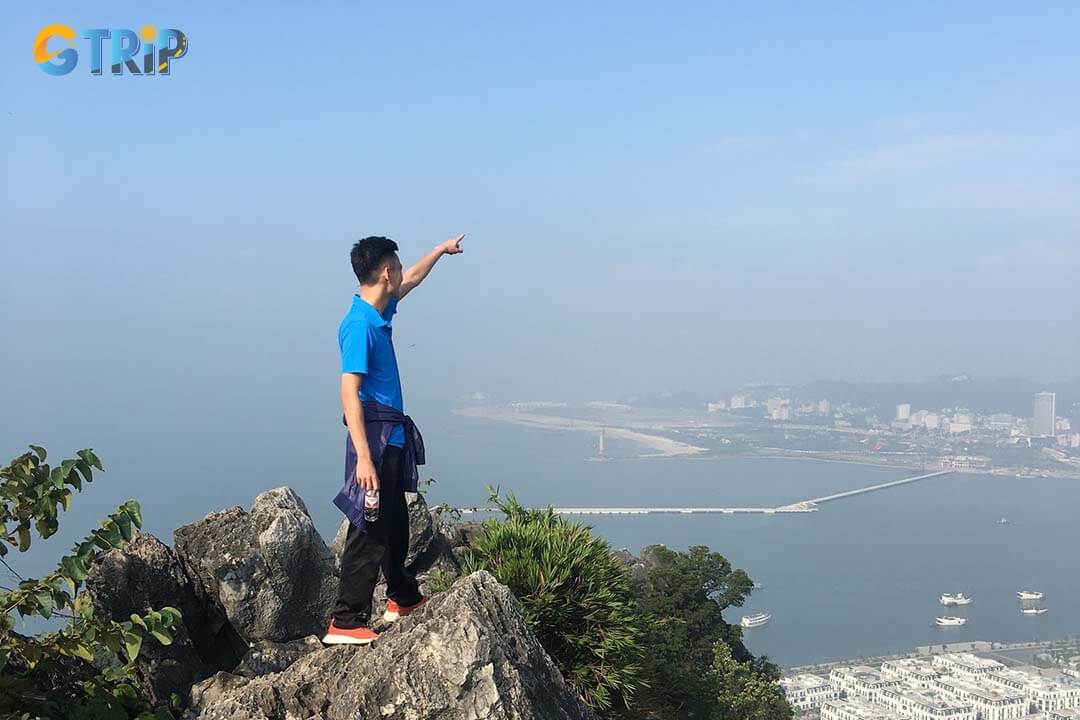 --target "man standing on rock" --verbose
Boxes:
[324,234,464,645]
